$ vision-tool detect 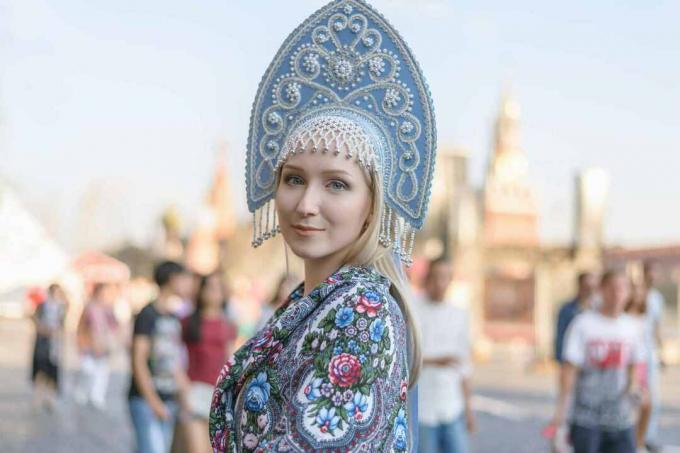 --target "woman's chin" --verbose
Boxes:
[287,241,328,261]
[281,231,356,264]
